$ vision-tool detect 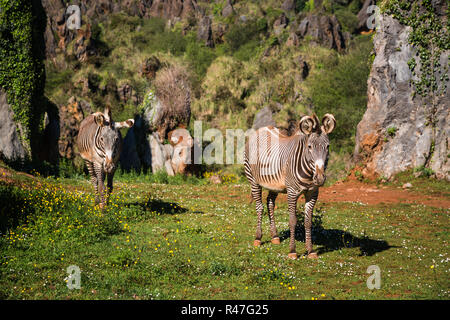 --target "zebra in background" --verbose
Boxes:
[77,106,134,208]
[244,114,336,259]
